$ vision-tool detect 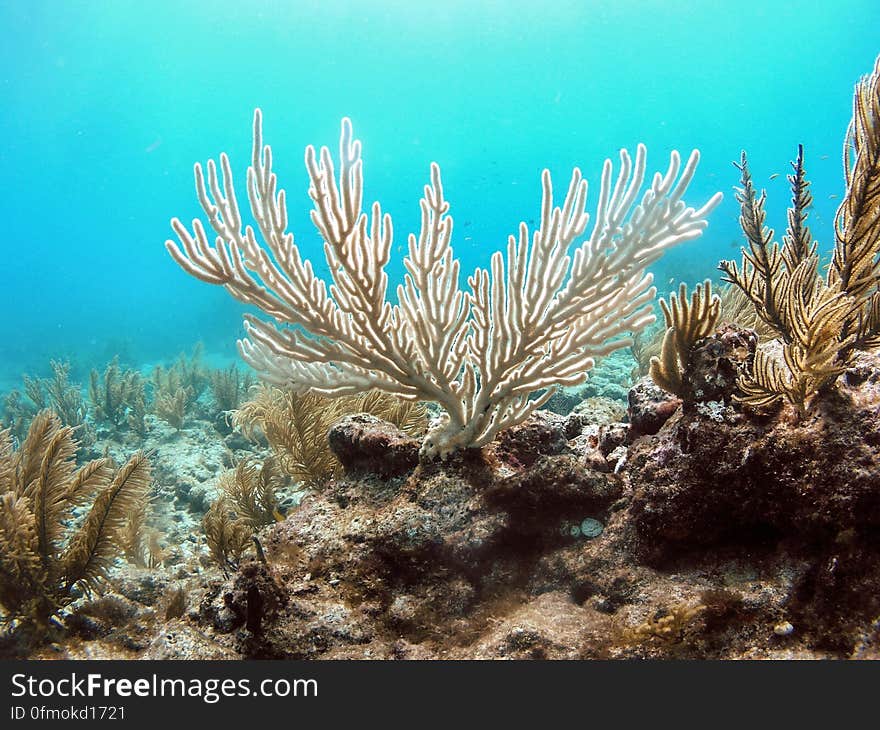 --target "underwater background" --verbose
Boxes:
[5,0,880,663]
[0,0,878,386]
